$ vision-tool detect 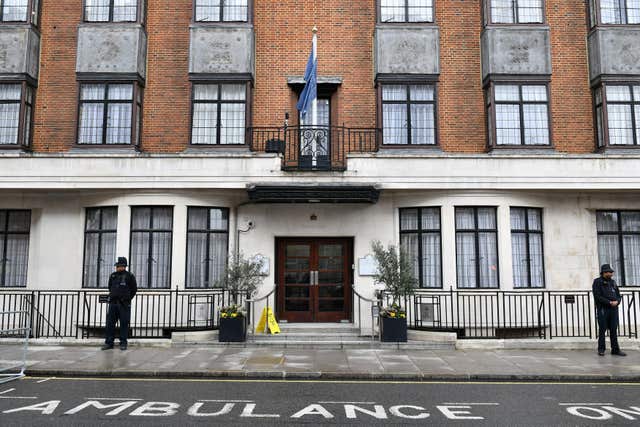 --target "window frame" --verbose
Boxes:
[0,81,35,150]
[192,0,252,24]
[455,206,500,289]
[82,207,118,289]
[0,0,39,25]
[588,0,640,27]
[593,82,640,149]
[399,207,443,289]
[377,0,435,24]
[378,80,440,147]
[485,80,553,149]
[185,206,230,289]
[129,206,173,290]
[510,207,546,288]
[483,0,546,26]
[596,210,640,287]
[189,81,250,146]
[75,81,143,147]
[82,0,145,24]
[0,209,30,288]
